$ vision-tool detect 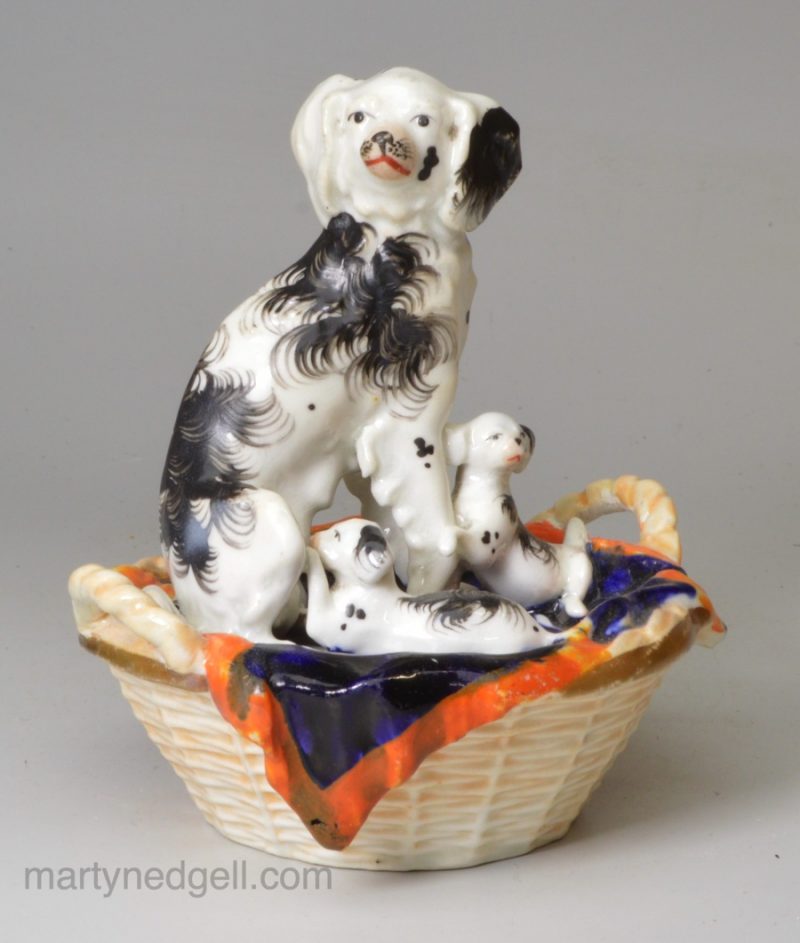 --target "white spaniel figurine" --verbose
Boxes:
[159,69,521,641]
